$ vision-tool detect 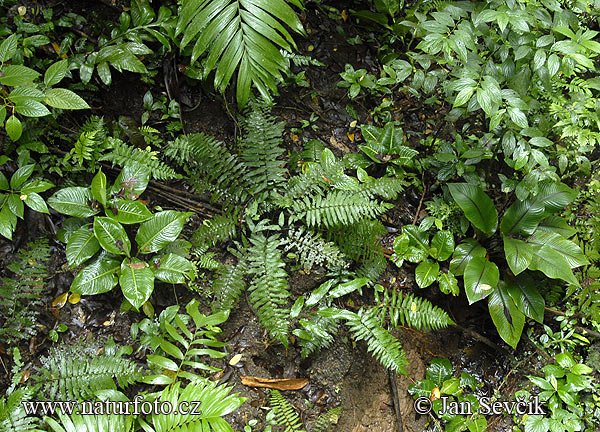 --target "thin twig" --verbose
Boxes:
[412,173,426,225]
[388,370,404,432]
